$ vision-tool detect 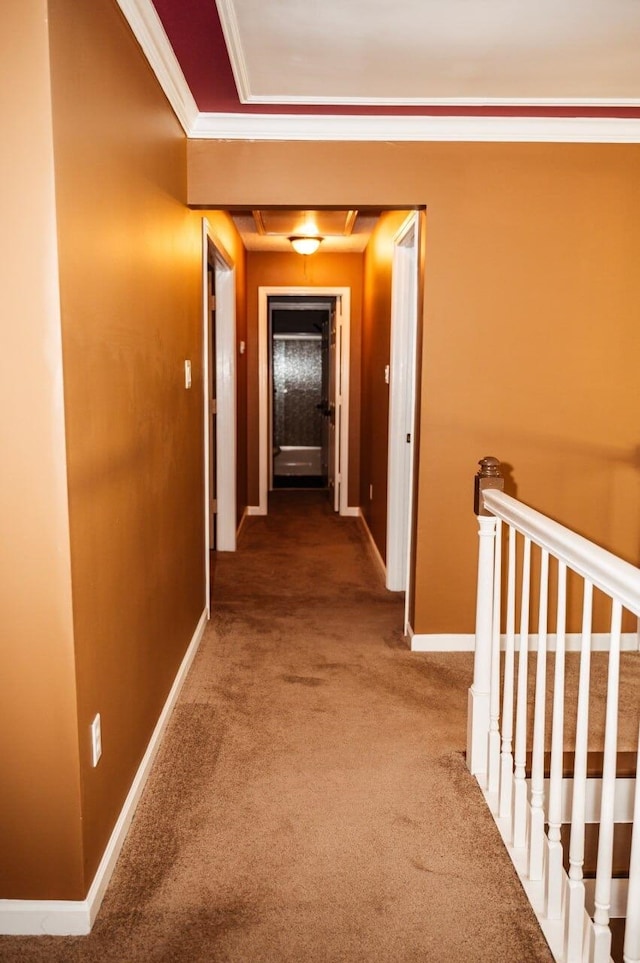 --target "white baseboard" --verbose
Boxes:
[0,898,91,938]
[0,608,209,936]
[410,632,640,653]
[532,632,639,652]
[410,633,475,652]
[248,503,361,519]
[358,512,386,579]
